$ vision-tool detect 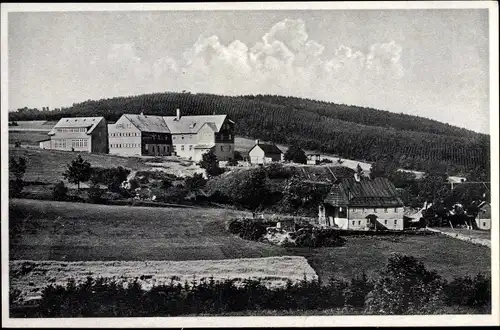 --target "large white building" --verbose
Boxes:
[45,117,108,153]
[108,109,235,161]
